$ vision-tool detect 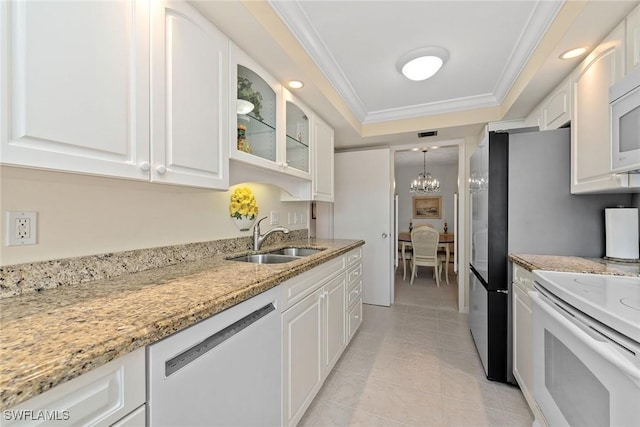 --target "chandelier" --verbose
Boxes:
[410,149,440,193]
